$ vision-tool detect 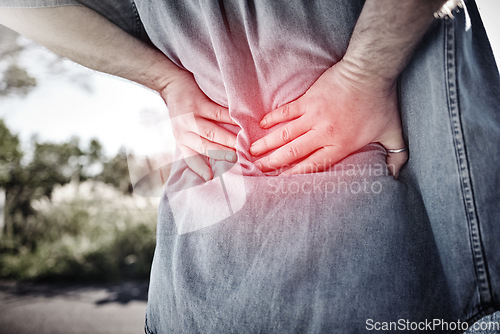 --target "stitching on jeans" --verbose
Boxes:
[130,0,143,39]
[444,14,492,309]
[144,314,154,334]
